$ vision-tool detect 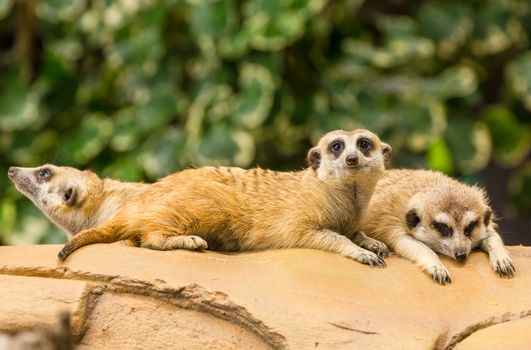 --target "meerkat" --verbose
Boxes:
[359,169,515,285]
[8,129,392,266]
